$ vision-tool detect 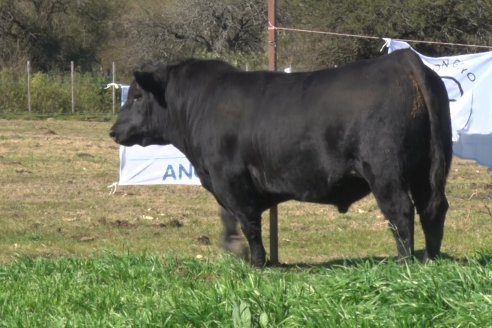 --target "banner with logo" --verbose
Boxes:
[118,144,201,186]
[385,39,492,141]
[385,39,492,168]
